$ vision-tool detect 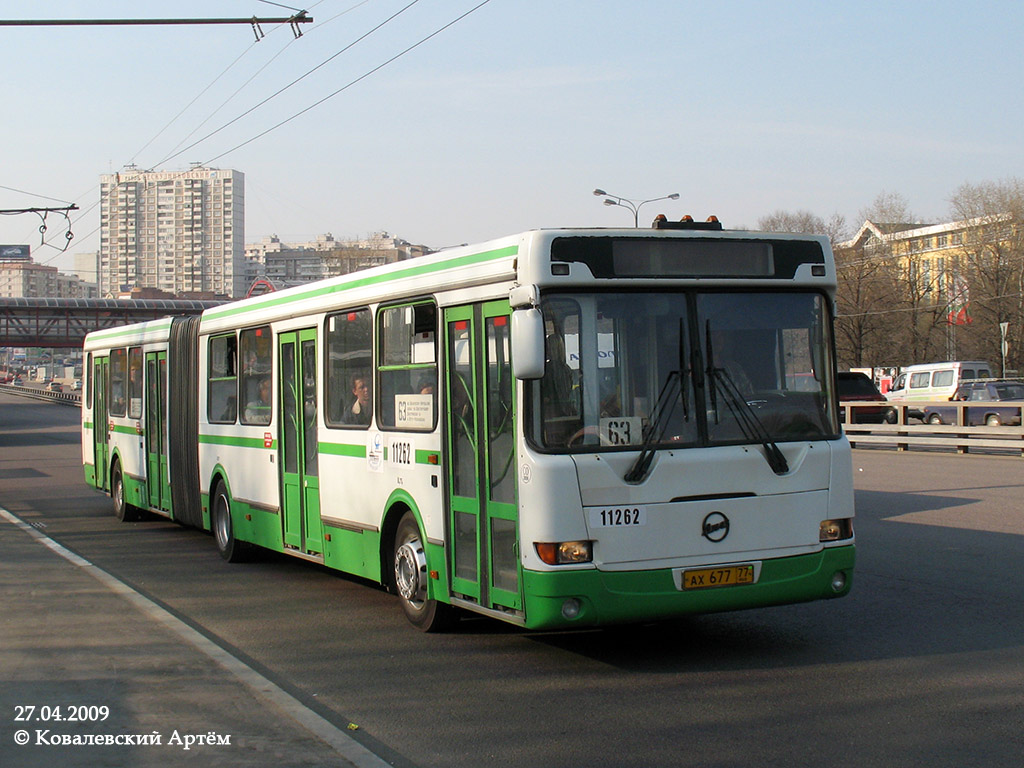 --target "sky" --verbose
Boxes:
[2,0,1023,278]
